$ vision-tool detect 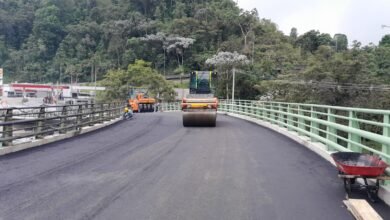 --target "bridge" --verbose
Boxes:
[0,101,390,219]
